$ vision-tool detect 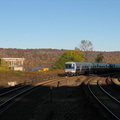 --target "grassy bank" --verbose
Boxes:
[0,69,64,88]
